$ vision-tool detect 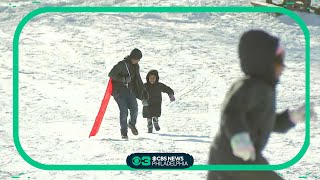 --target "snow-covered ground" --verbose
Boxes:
[1,0,320,179]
